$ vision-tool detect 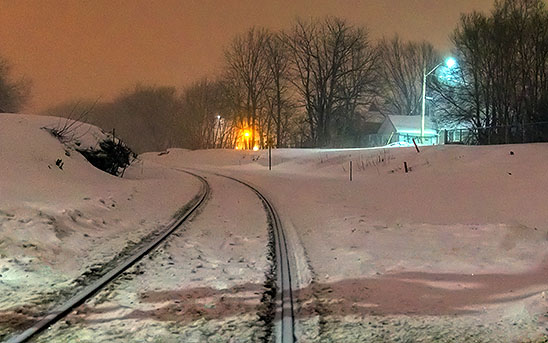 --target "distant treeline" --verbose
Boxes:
[36,0,548,151]
[0,55,30,113]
